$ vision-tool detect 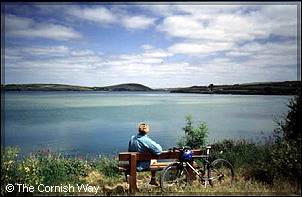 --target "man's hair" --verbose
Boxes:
[138,122,148,134]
